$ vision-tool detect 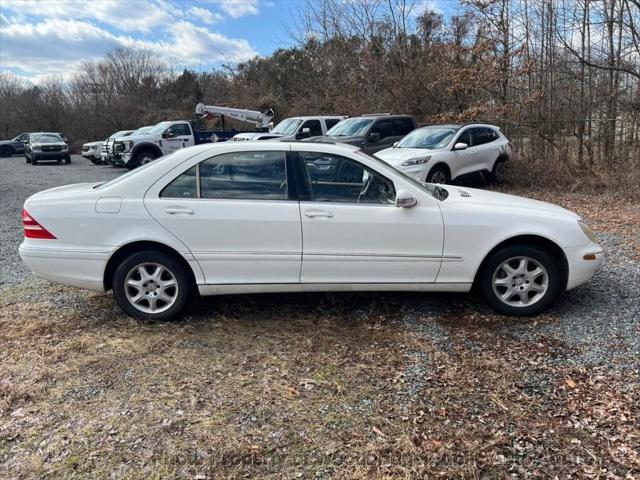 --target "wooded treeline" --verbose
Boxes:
[1,0,638,190]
